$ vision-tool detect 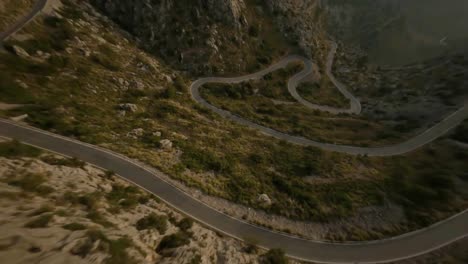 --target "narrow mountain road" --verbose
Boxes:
[1,2,468,263]
[1,119,468,264]
[0,0,47,42]
[190,43,468,157]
